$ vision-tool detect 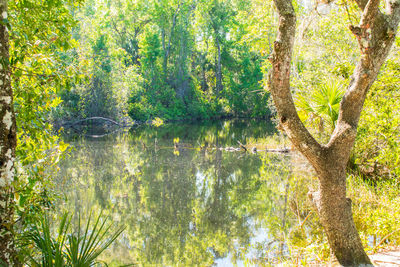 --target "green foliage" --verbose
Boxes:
[282,0,399,183]
[53,0,272,123]
[286,0,399,183]
[25,214,69,267]
[296,79,345,131]
[140,28,162,67]
[287,5,356,140]
[8,0,400,264]
[260,1,400,260]
[9,0,83,228]
[224,46,270,117]
[23,212,124,267]
[348,175,400,251]
[353,56,400,180]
